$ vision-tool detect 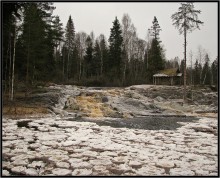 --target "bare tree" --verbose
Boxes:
[97,34,107,76]
[10,19,17,101]
[121,14,132,83]
[196,45,206,84]
[171,2,203,102]
[189,50,193,85]
[75,32,88,81]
